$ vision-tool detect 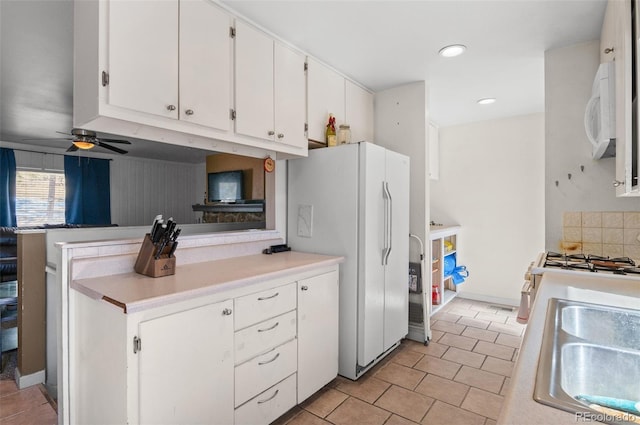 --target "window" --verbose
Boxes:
[15,170,65,226]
